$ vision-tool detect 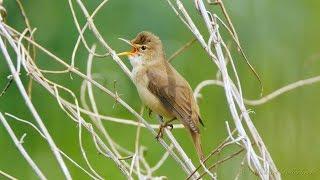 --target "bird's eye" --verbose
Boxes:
[141,45,147,51]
